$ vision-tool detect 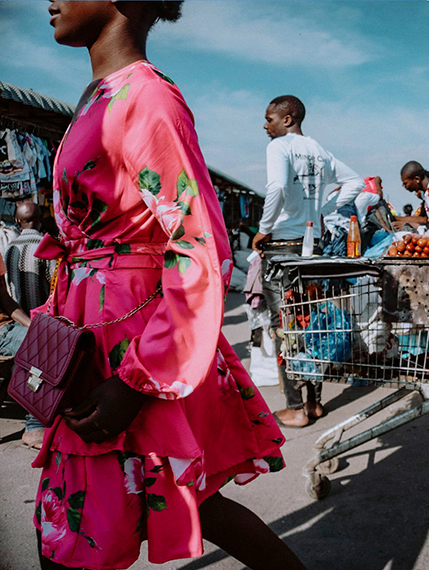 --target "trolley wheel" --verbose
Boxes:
[305,475,331,500]
[317,457,339,475]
